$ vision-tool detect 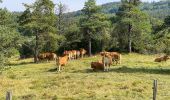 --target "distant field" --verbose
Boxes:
[1,53,170,100]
